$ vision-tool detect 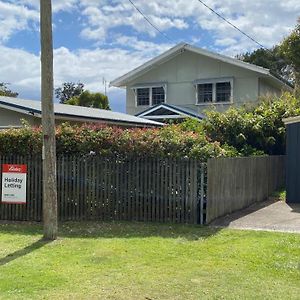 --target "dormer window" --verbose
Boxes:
[133,83,167,107]
[195,78,233,104]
